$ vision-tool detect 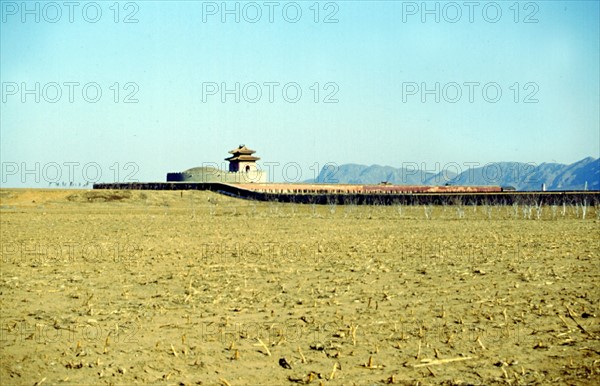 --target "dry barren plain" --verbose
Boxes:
[1,189,599,385]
